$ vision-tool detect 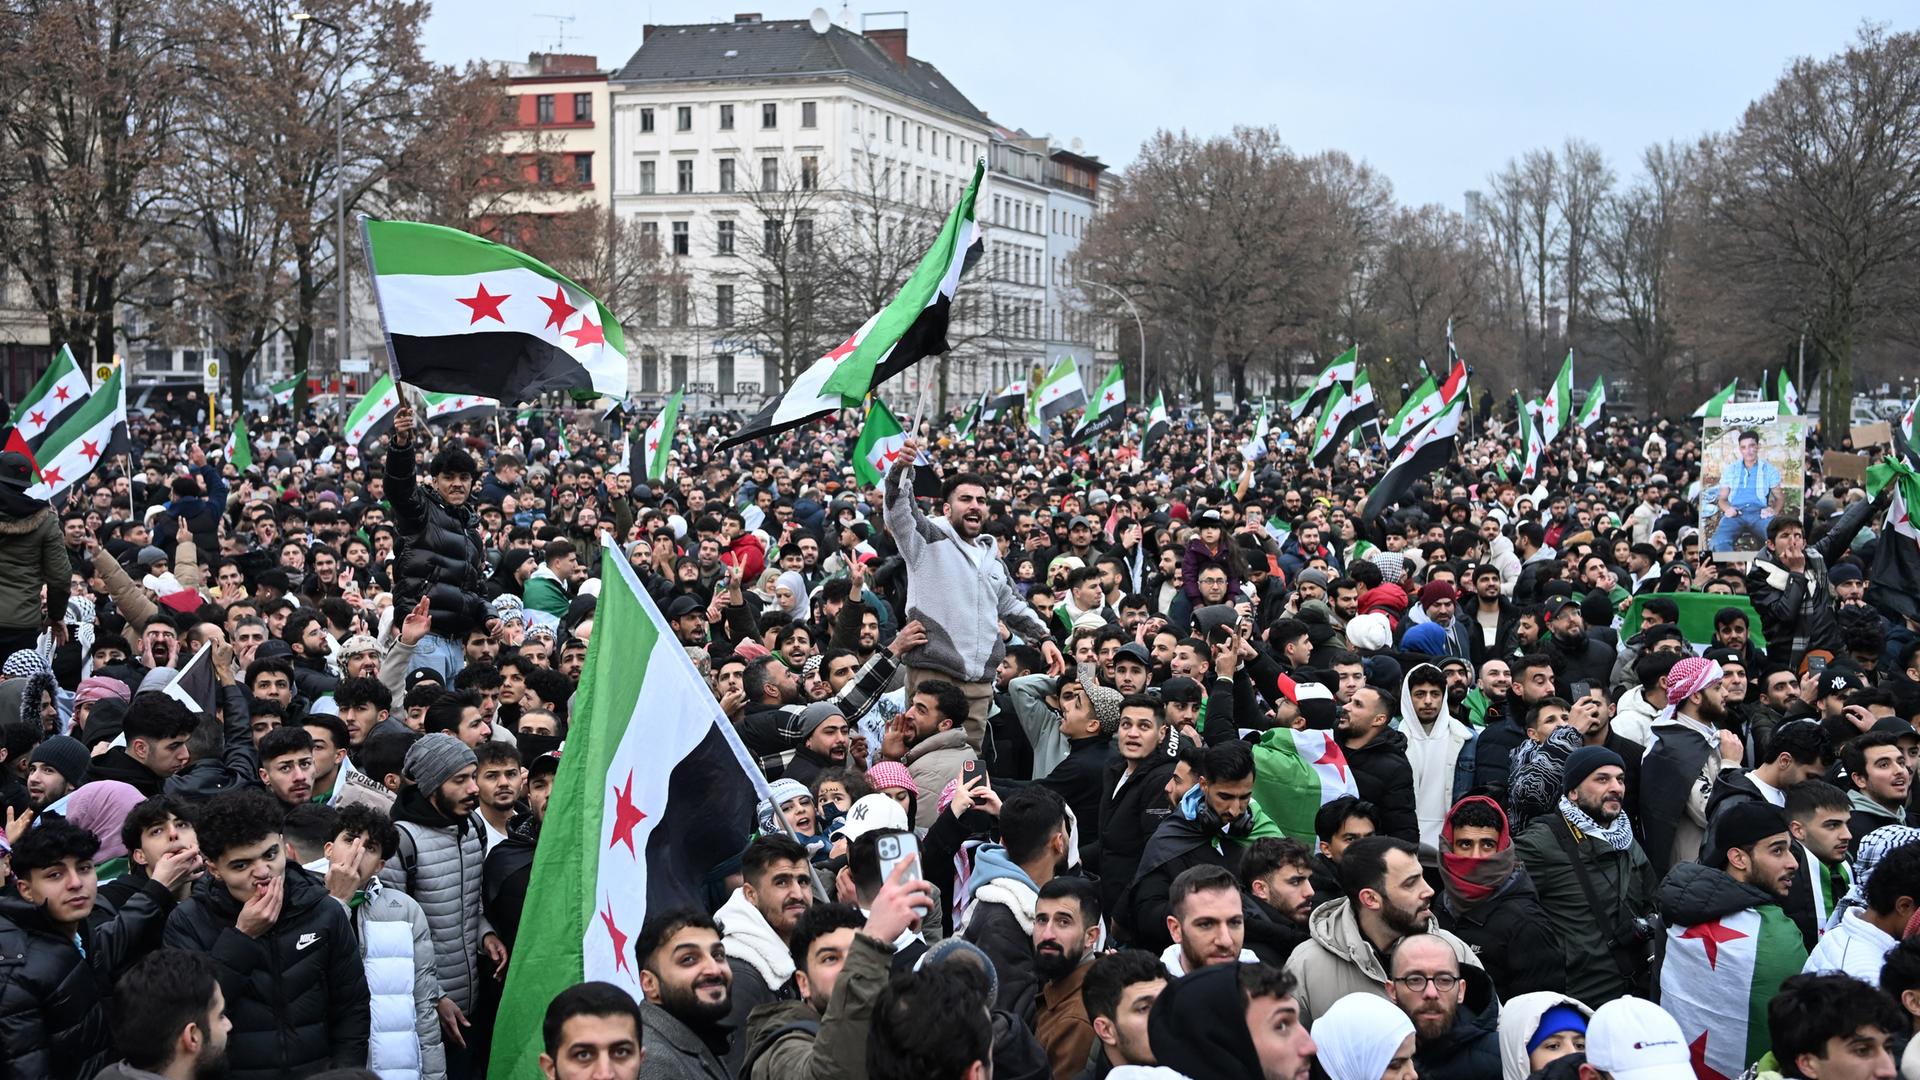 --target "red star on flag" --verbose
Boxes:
[598,899,632,976]
[1679,917,1747,968]
[381,396,393,407]
[1312,736,1349,781]
[26,410,46,428]
[456,282,510,324]
[39,466,62,486]
[648,439,660,453]
[565,316,606,348]
[608,771,647,856]
[79,440,100,462]
[539,284,578,331]
[824,331,860,361]
[53,385,70,402]
[1689,1032,1731,1080]
[1419,403,1433,415]
[454,398,466,408]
